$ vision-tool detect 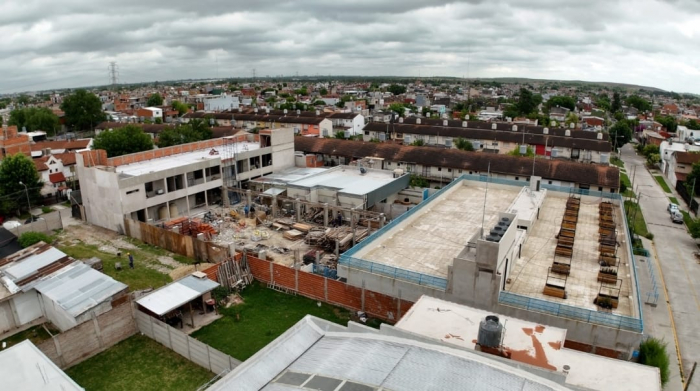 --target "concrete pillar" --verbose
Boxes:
[246,190,252,206]
[351,208,357,246]
[295,199,301,221]
[323,203,329,227]
[223,188,230,208]
[379,213,386,228]
[204,190,209,207]
[166,202,172,220]
[272,195,278,217]
[185,194,191,217]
